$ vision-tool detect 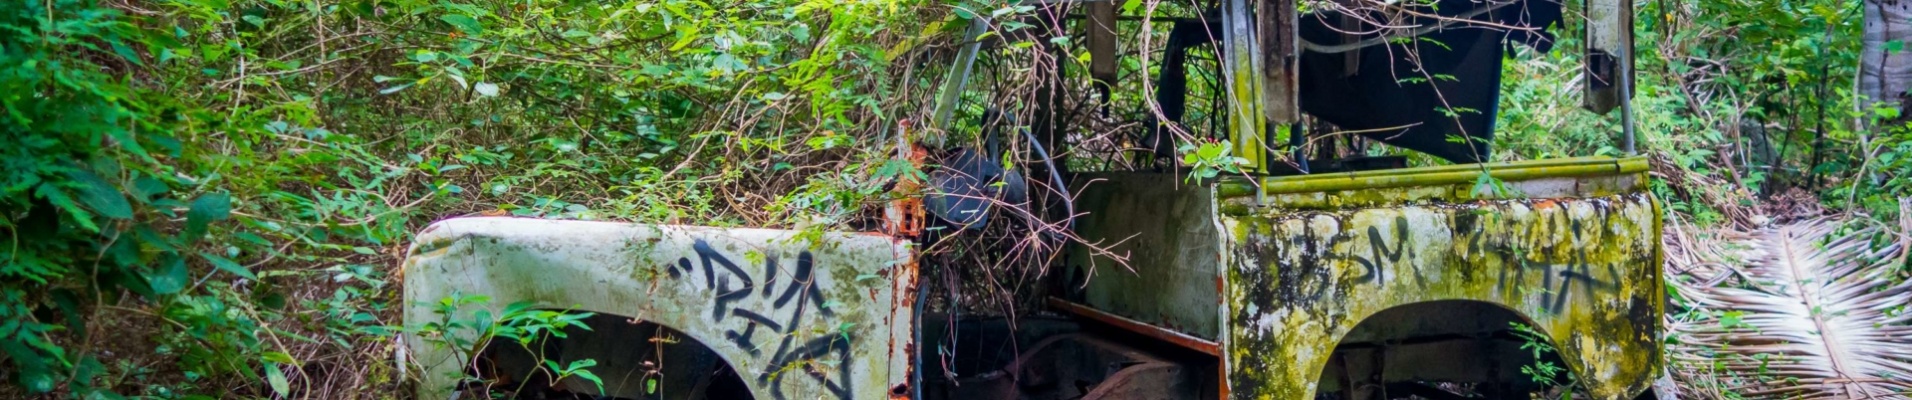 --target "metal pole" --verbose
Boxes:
[933,19,990,135]
[1619,4,1636,156]
[1621,45,1636,155]
[1222,0,1266,172]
